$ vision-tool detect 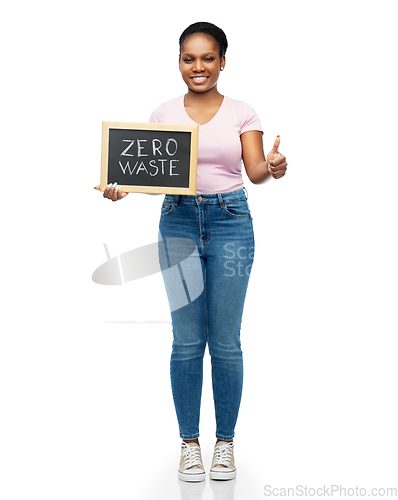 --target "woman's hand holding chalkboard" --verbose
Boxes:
[94,183,129,201]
